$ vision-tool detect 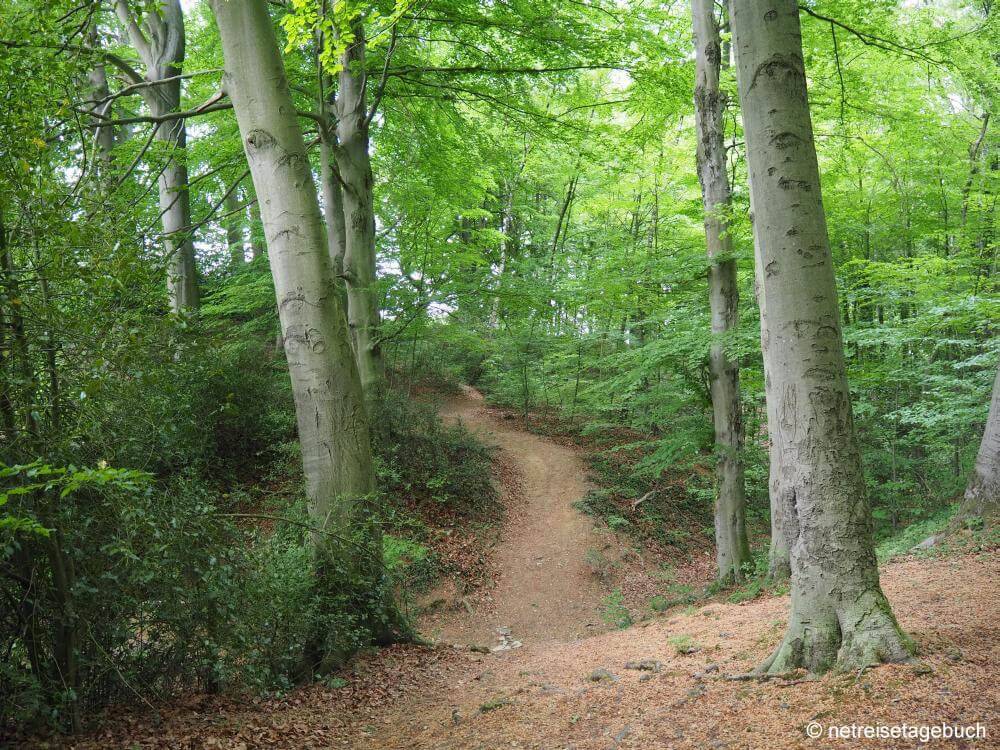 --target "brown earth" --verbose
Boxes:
[419,385,613,648]
[52,553,998,749]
